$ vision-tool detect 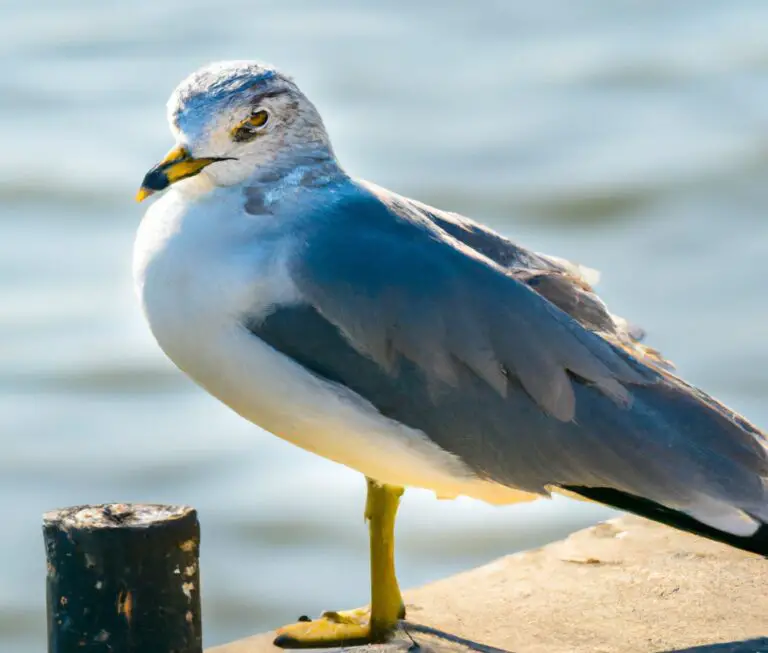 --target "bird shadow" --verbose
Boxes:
[396,627,768,653]
[399,622,514,653]
[661,638,768,653]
